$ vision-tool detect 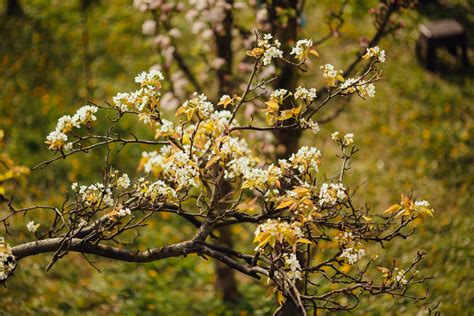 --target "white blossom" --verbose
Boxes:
[340,78,376,98]
[143,180,178,202]
[254,219,303,251]
[195,95,214,118]
[79,183,114,207]
[263,46,283,65]
[218,94,231,105]
[142,19,156,35]
[415,200,430,207]
[337,232,366,264]
[117,207,131,217]
[290,39,313,60]
[219,136,250,157]
[300,119,320,134]
[127,86,160,111]
[319,183,346,206]
[343,133,354,146]
[180,93,214,119]
[294,86,317,102]
[139,113,152,124]
[271,89,290,100]
[46,130,68,152]
[26,221,39,233]
[256,33,283,66]
[142,150,166,174]
[117,173,131,189]
[359,81,376,98]
[340,247,366,264]
[72,105,98,125]
[394,268,408,285]
[224,157,251,180]
[135,69,164,86]
[321,63,343,86]
[156,119,175,136]
[289,146,322,173]
[363,46,386,63]
[283,253,302,281]
[113,92,131,112]
[56,115,79,133]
